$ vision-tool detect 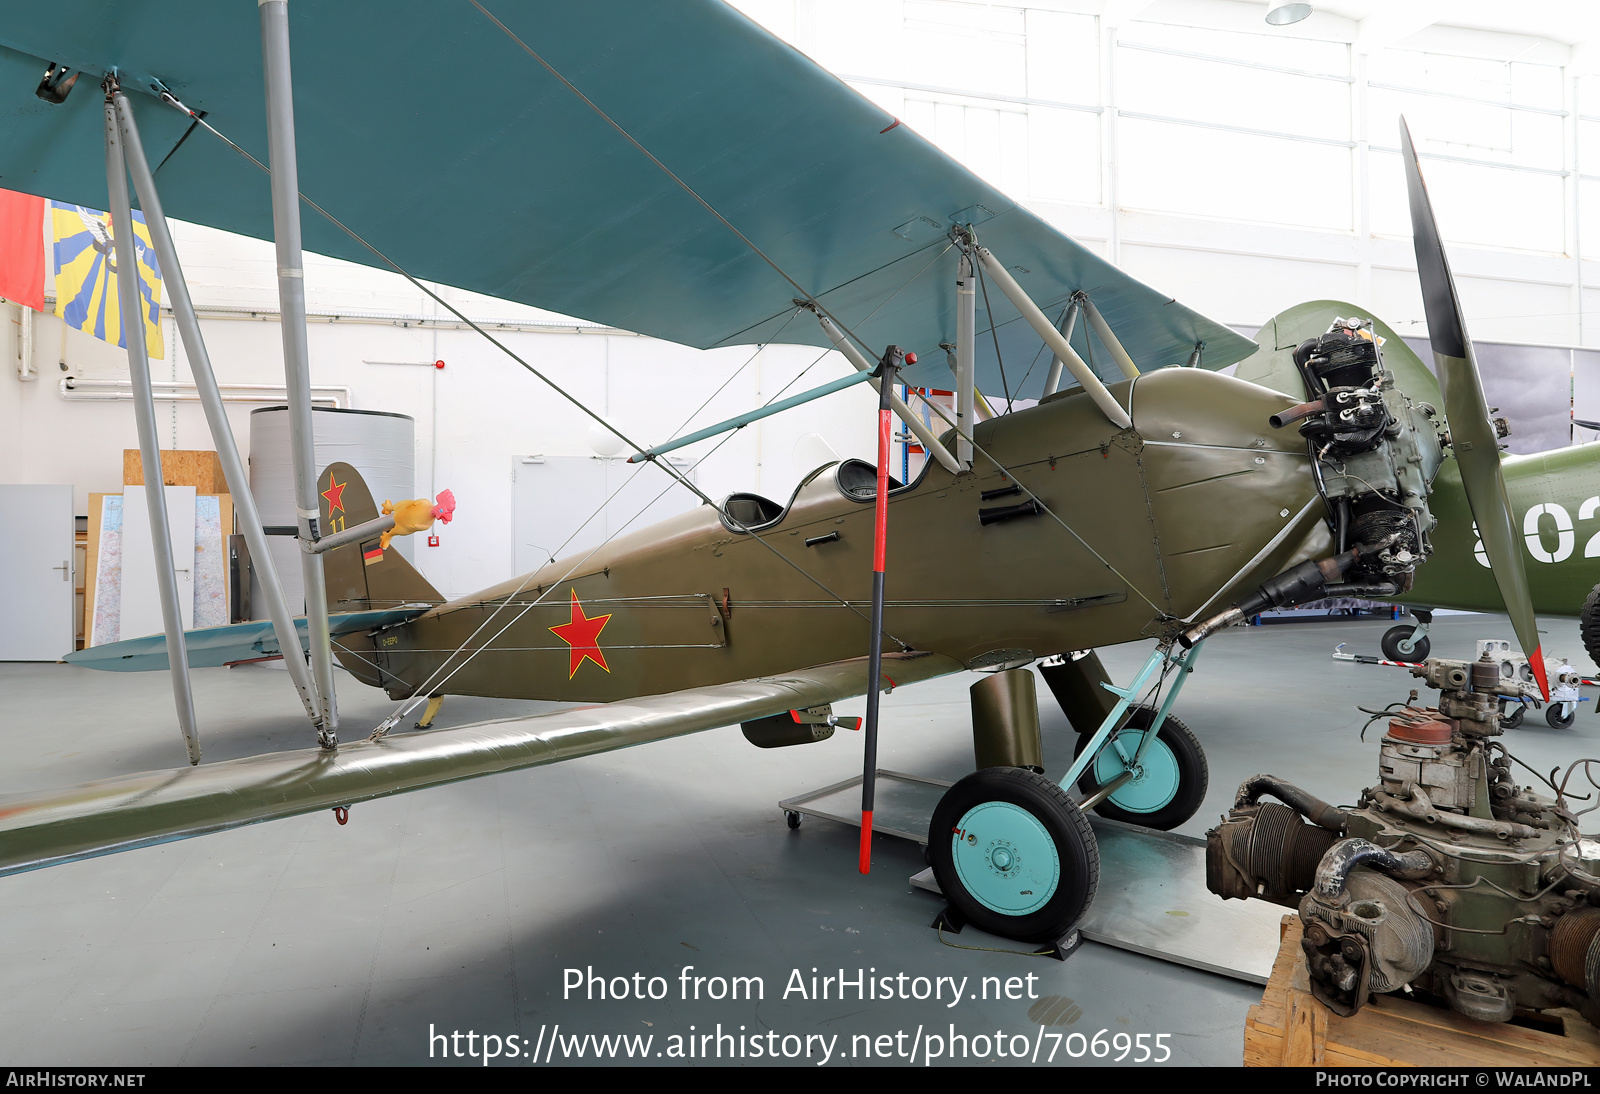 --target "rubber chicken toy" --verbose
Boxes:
[379,488,456,550]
